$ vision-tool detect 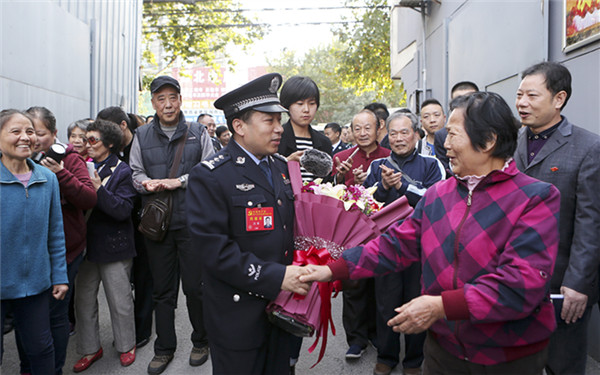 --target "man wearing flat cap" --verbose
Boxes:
[186,73,311,374]
[129,75,214,374]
